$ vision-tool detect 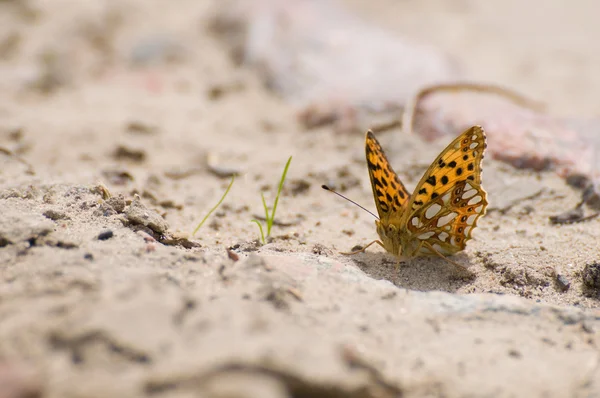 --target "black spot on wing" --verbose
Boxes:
[367,158,381,171]
[426,176,436,186]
